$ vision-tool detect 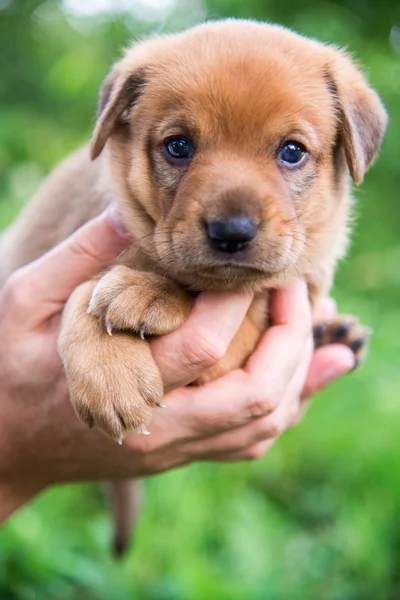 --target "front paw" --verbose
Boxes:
[88,266,192,337]
[66,335,164,441]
